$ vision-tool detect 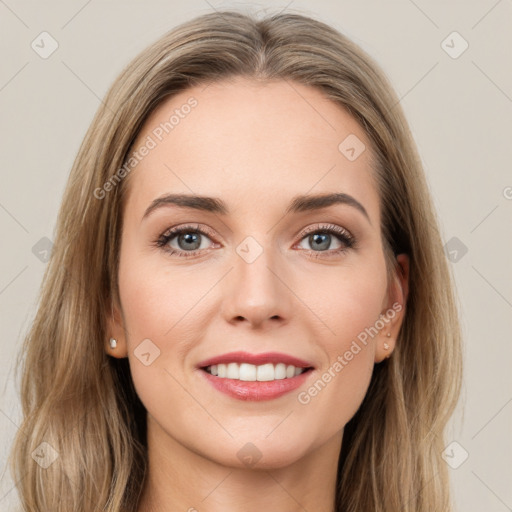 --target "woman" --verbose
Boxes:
[9,9,463,512]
